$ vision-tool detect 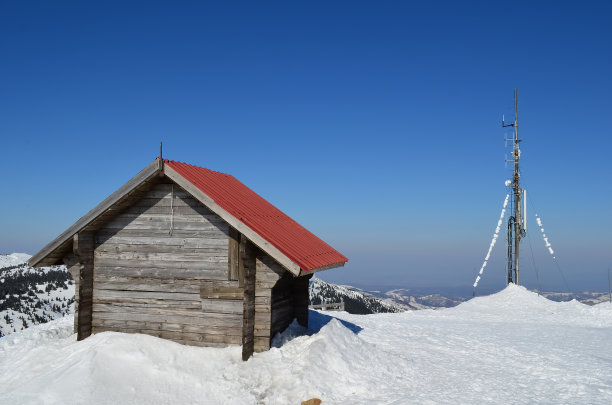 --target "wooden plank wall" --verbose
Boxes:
[91,182,242,347]
[270,274,294,337]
